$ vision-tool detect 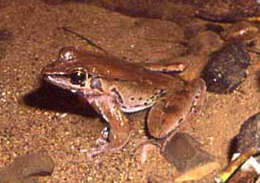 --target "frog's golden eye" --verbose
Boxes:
[71,70,87,86]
